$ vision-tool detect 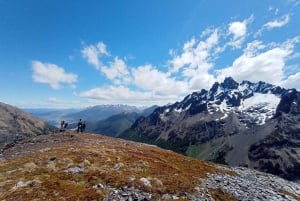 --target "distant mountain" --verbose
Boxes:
[25,105,147,127]
[86,112,140,137]
[24,108,80,126]
[82,105,158,137]
[139,105,159,117]
[1,131,299,200]
[63,104,143,122]
[0,102,54,146]
[25,104,158,137]
[120,77,300,181]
